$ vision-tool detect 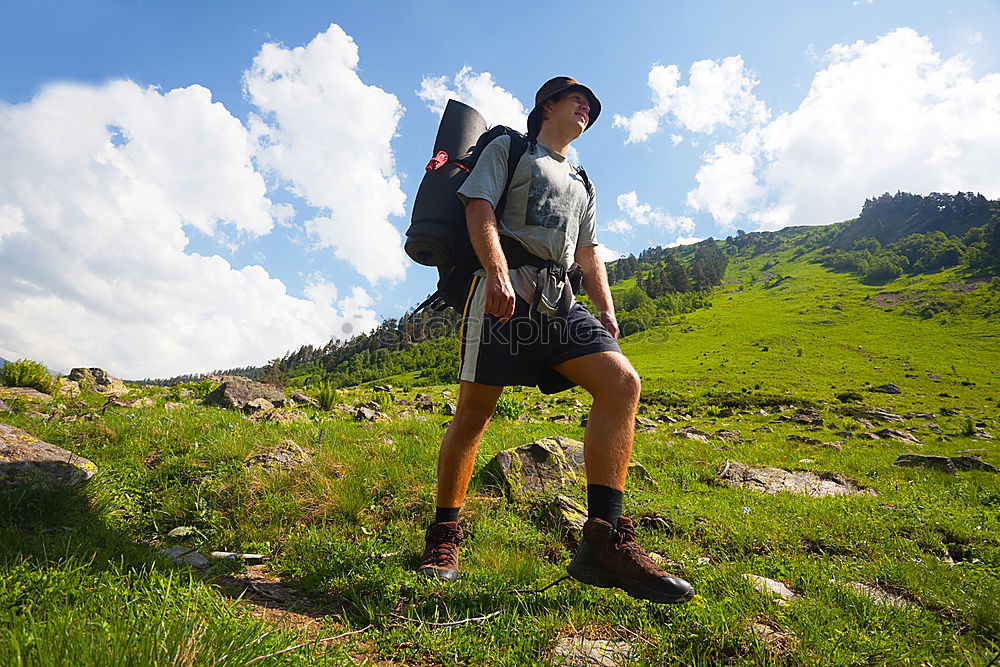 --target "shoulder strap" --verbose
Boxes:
[576,165,594,197]
[494,134,529,221]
